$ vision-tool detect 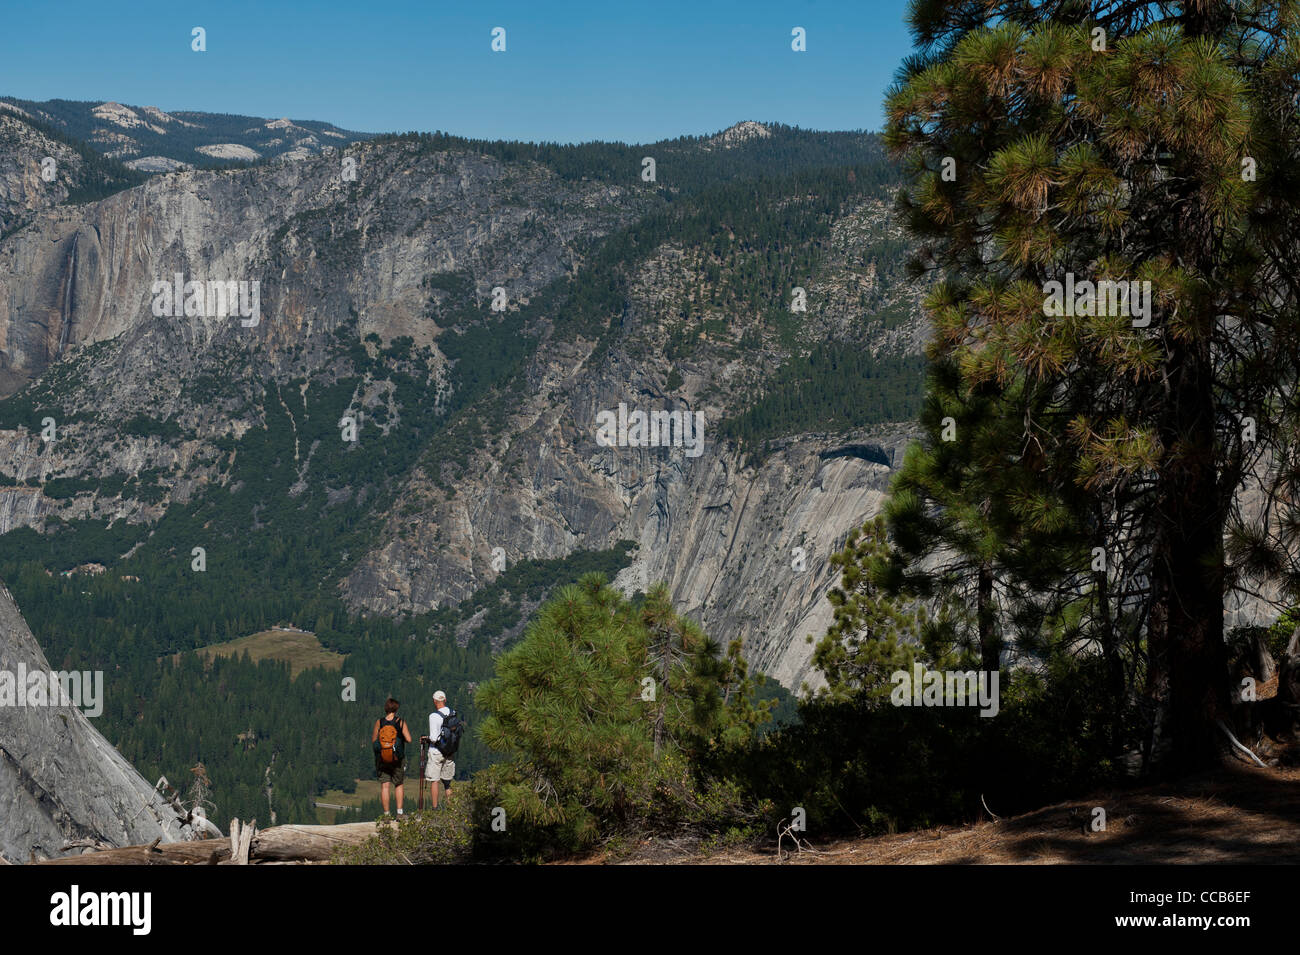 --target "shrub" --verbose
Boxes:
[331,792,474,865]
